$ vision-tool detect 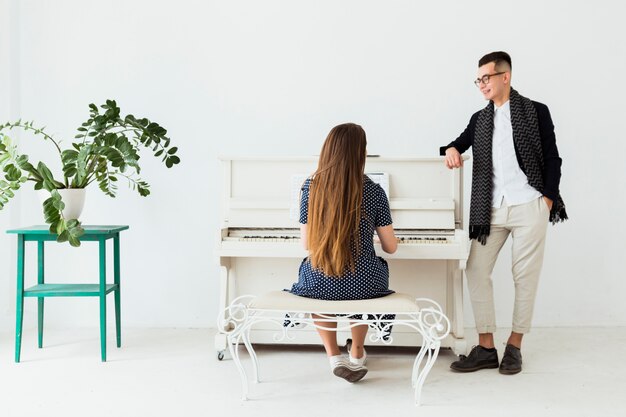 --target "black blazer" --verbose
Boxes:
[439,101,562,203]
